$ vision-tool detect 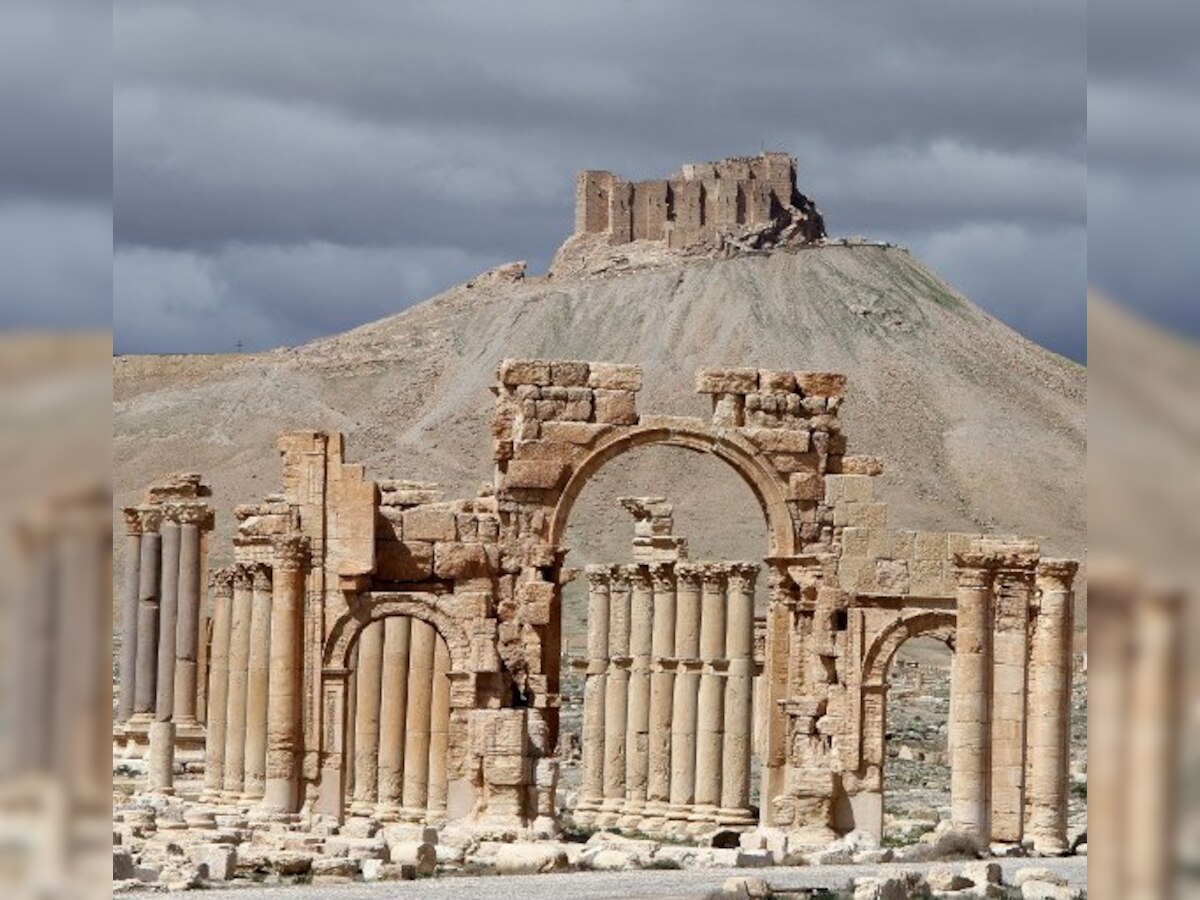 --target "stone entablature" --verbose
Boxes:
[573,152,825,252]
[119,358,1077,856]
